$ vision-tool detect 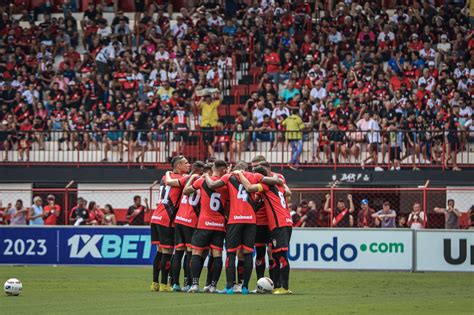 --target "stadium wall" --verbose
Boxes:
[0,226,472,272]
